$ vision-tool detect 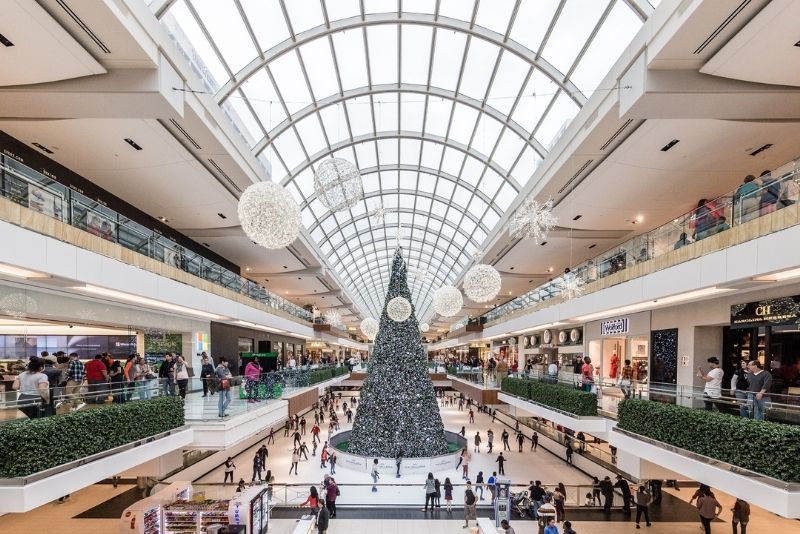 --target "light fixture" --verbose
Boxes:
[76,284,225,320]
[510,197,558,243]
[158,216,169,223]
[574,287,734,322]
[238,182,301,249]
[233,320,286,334]
[752,267,800,282]
[636,214,644,223]
[0,263,50,279]
[432,286,463,317]
[313,158,364,212]
[463,264,502,303]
